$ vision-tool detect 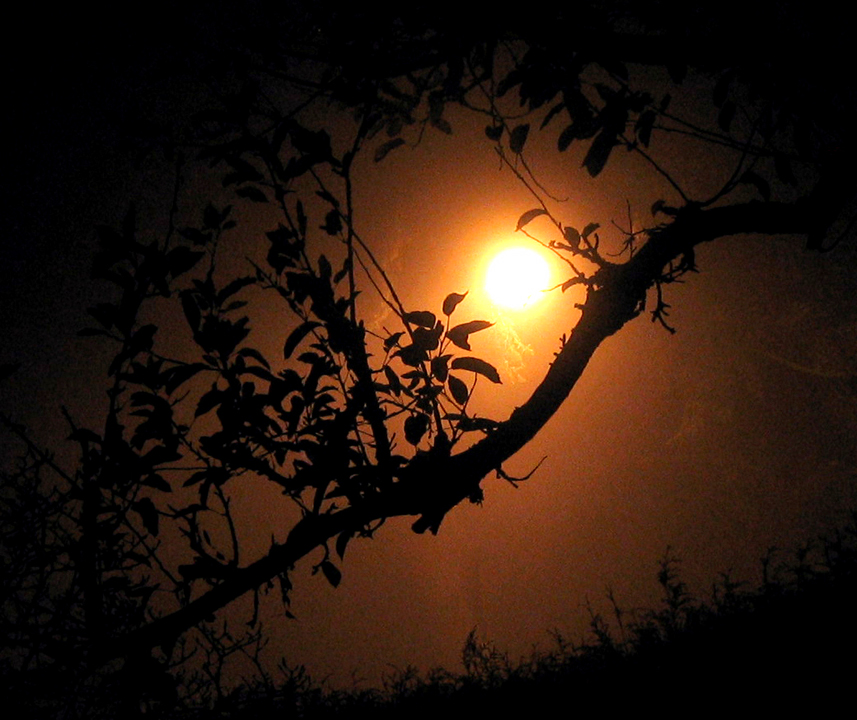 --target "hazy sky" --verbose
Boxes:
[3,6,857,688]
